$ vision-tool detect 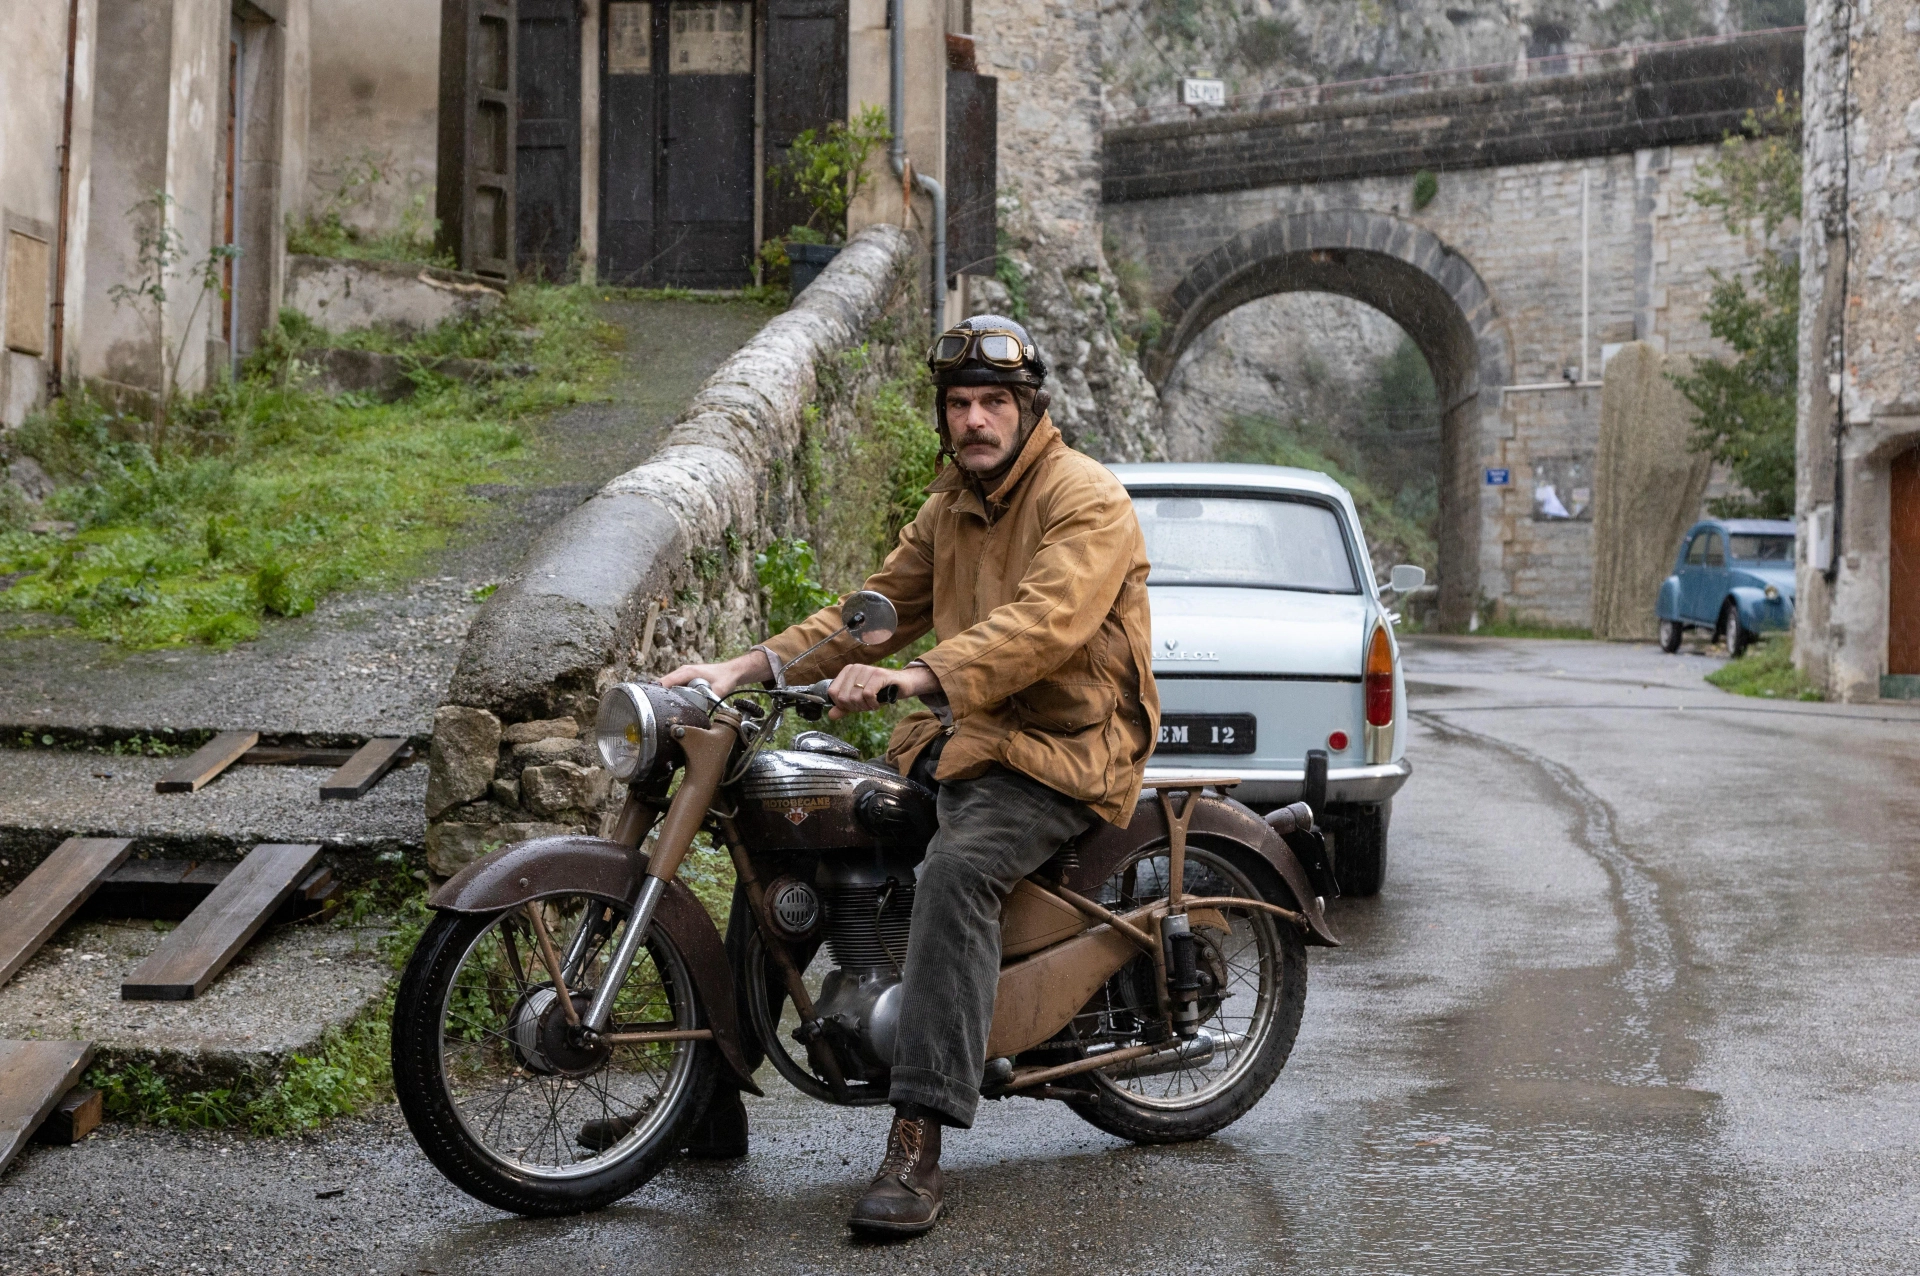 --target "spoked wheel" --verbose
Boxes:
[391,894,717,1216]
[1062,841,1307,1144]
